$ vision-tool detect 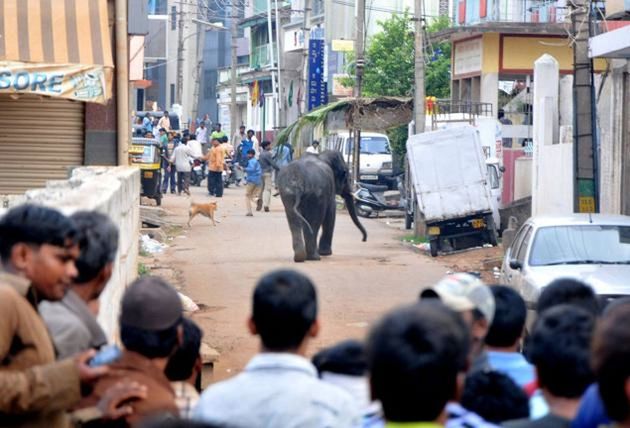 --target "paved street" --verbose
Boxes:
[155,182,449,382]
